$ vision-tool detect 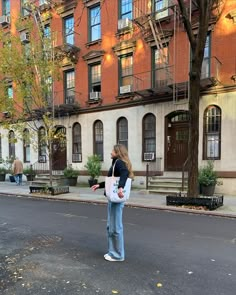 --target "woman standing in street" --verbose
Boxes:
[91,144,134,262]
